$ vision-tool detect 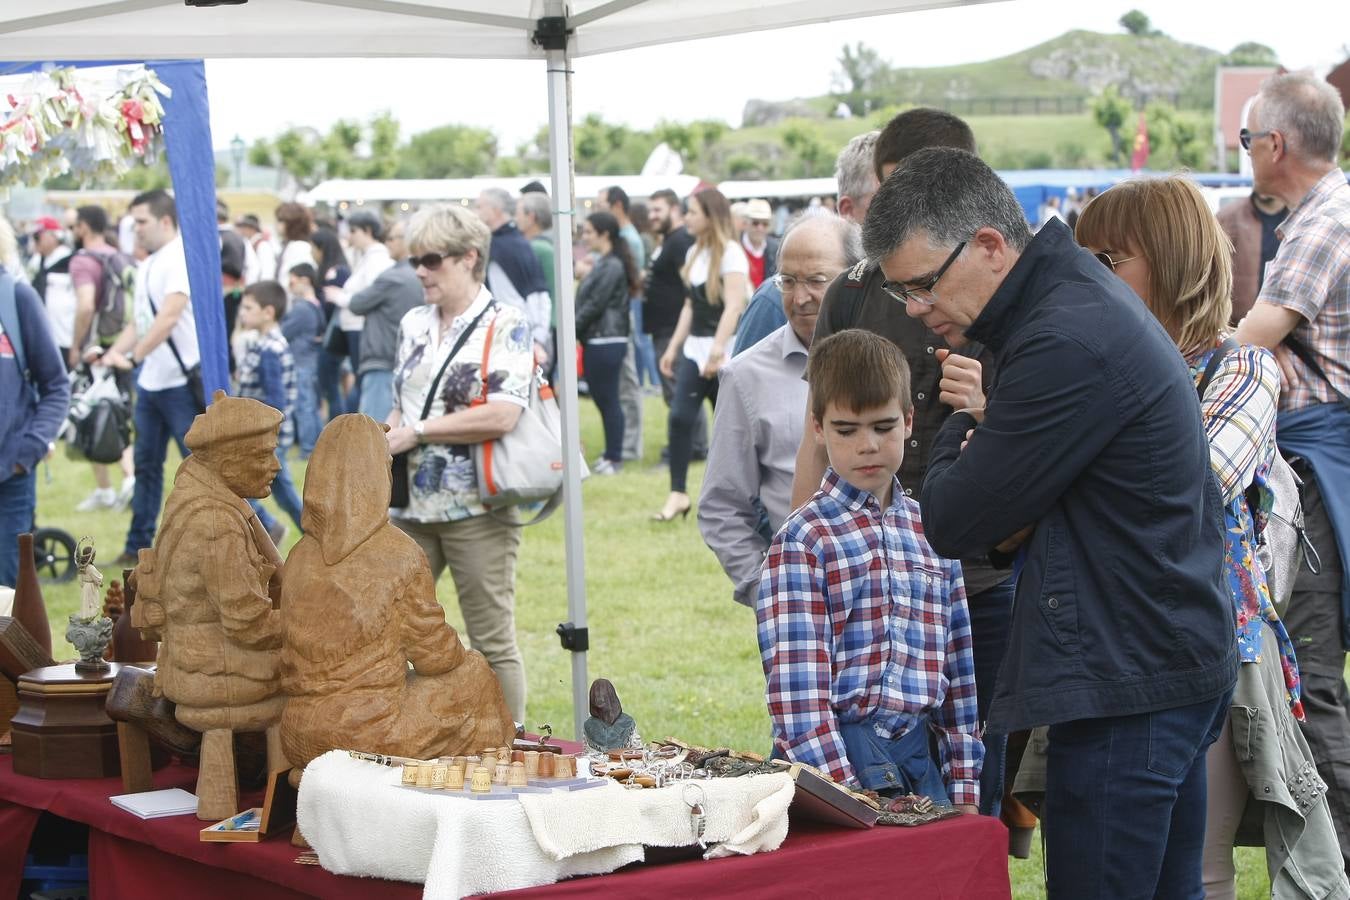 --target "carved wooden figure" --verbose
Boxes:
[130,393,289,820]
[278,415,515,770]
